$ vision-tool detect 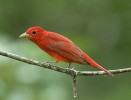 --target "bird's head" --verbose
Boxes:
[19,26,46,41]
